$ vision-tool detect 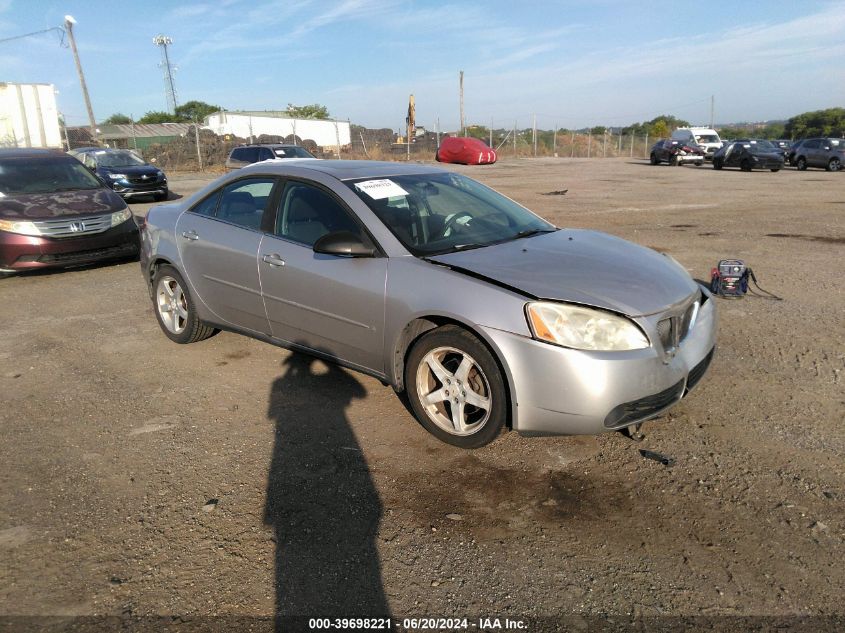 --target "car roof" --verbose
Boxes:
[0,148,68,159]
[241,159,447,180]
[238,144,303,149]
